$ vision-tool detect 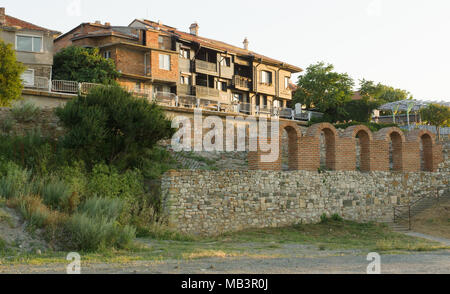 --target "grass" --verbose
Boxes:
[400,200,450,239]
[1,220,447,266]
